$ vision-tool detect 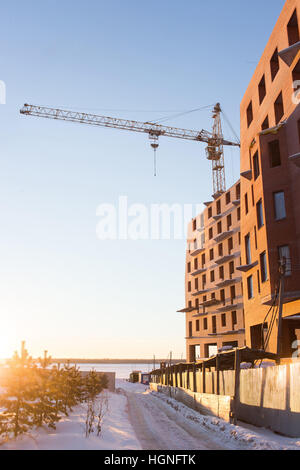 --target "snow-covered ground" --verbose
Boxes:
[1,379,300,450]
[118,380,300,451]
[0,388,141,450]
